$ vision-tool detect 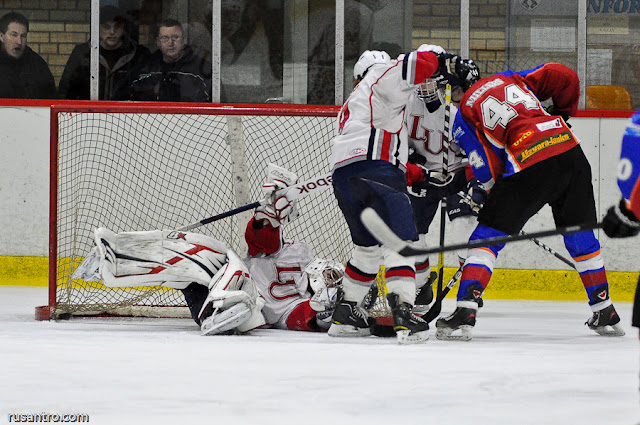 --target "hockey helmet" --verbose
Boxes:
[353,50,391,81]
[417,76,444,102]
[441,57,480,92]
